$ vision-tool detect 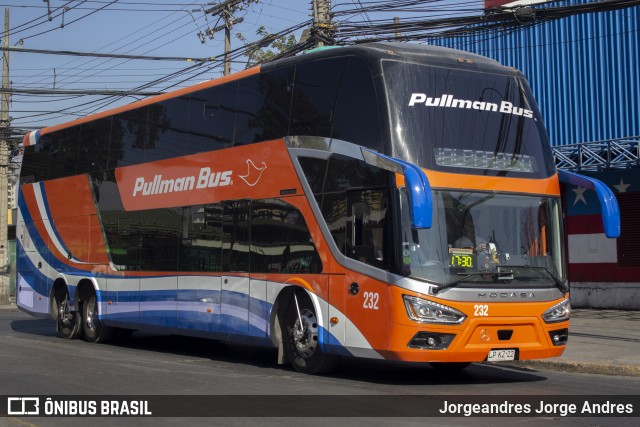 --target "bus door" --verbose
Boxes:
[177,275,221,333]
[342,188,390,355]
